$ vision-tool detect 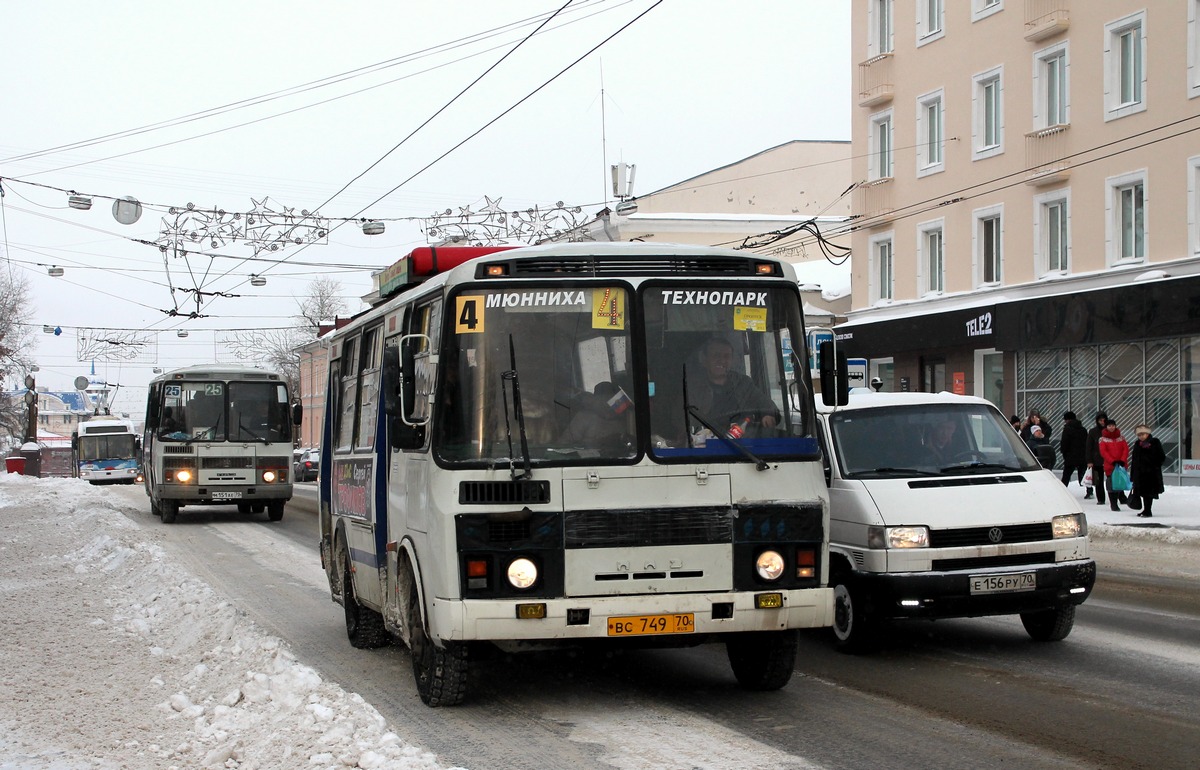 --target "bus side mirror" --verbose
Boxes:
[819,341,849,407]
[382,345,402,417]
[383,343,423,450]
[291,402,303,426]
